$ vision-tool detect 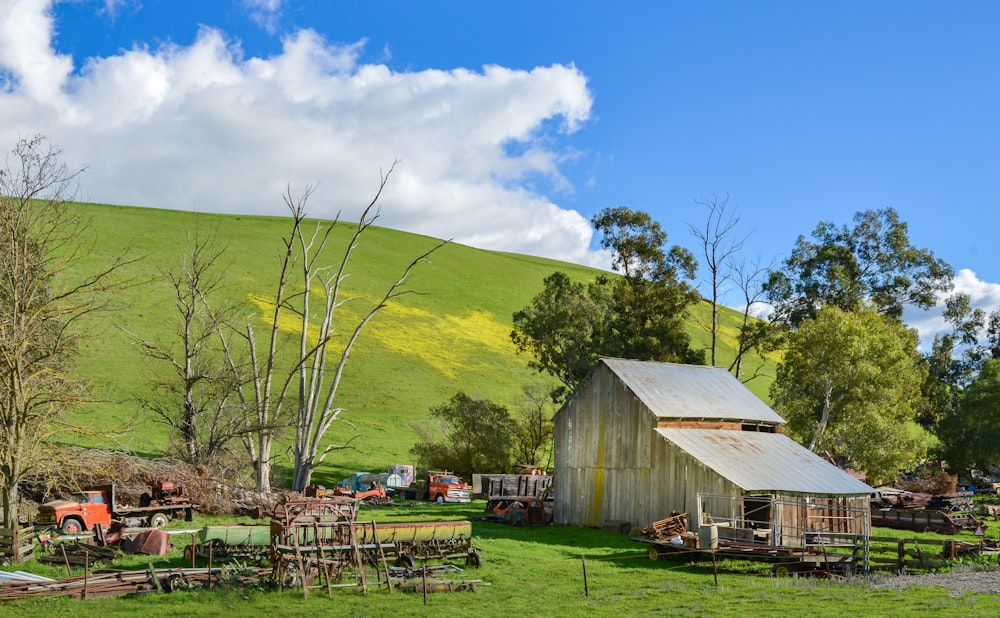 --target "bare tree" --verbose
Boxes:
[728,254,778,382]
[688,195,745,366]
[288,168,447,491]
[123,226,246,468]
[230,165,447,492]
[0,136,134,533]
